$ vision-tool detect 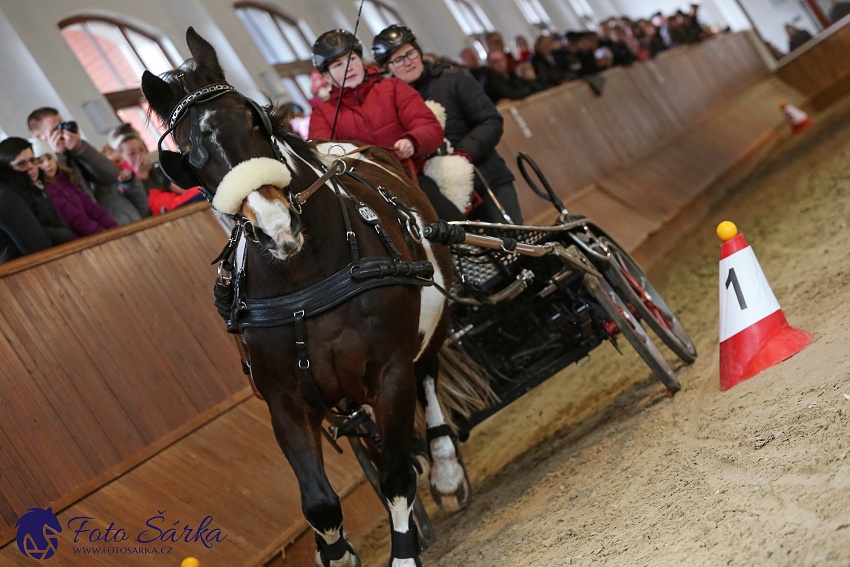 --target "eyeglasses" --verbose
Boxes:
[388,49,421,67]
[10,157,38,169]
